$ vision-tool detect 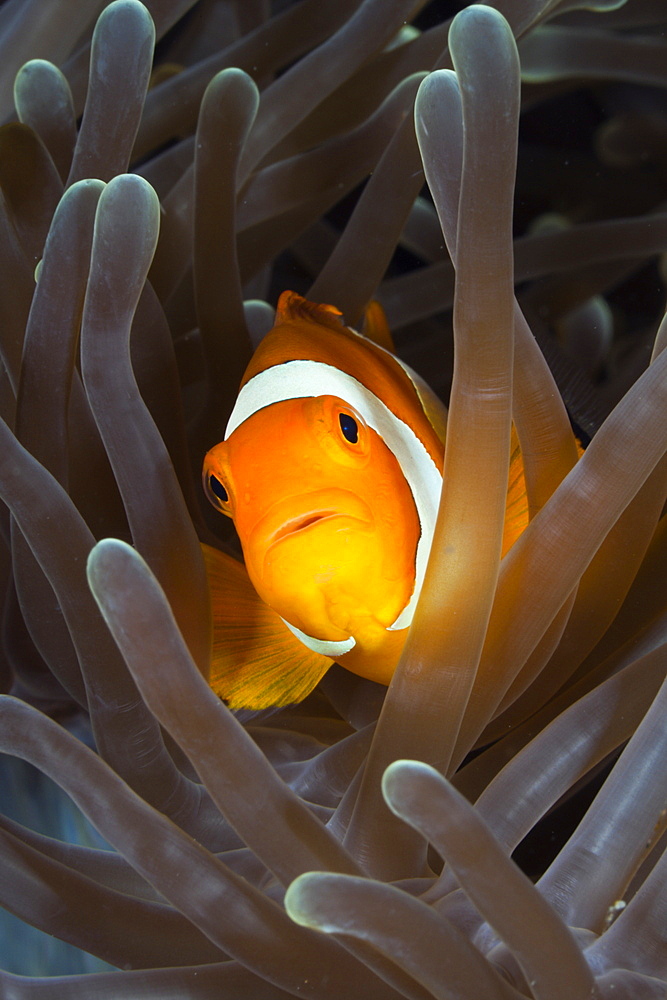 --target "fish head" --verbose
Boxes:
[203,394,420,648]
